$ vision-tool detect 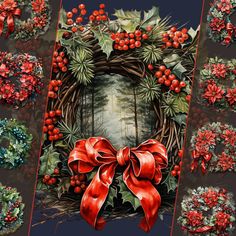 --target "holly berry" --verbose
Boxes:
[74,186,82,194]
[54,168,60,175]
[178,149,184,158]
[99,3,105,9]
[186,94,191,103]
[79,4,85,9]
[148,64,154,71]
[159,65,166,72]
